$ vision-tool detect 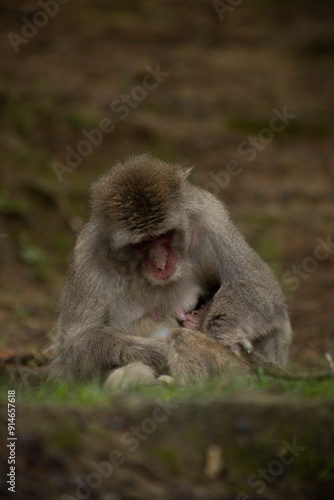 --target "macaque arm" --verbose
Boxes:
[55,326,168,380]
[53,244,168,379]
[188,188,291,363]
